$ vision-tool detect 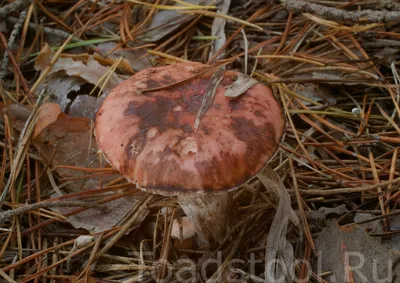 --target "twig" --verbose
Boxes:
[5,17,82,43]
[0,11,26,81]
[283,0,400,23]
[0,0,30,18]
[361,39,400,48]
[0,33,33,101]
[379,0,400,11]
[300,176,400,196]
